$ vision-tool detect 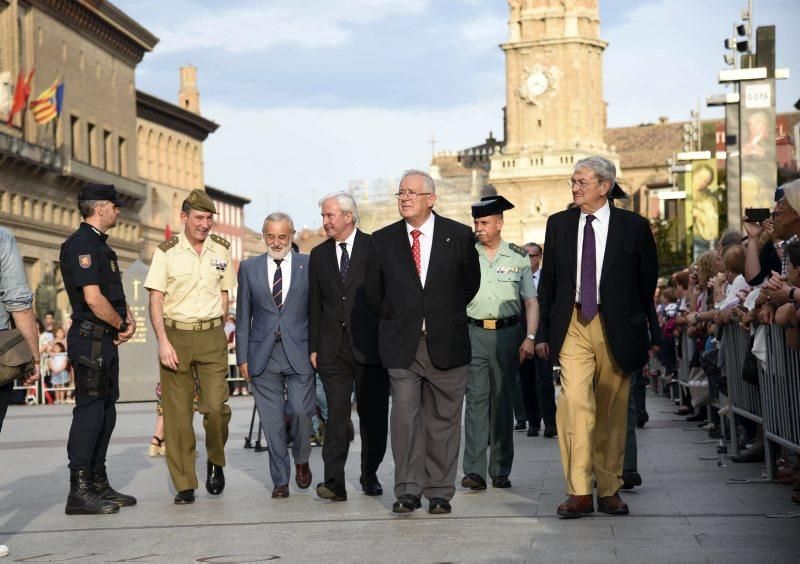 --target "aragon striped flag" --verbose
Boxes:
[29,78,64,124]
